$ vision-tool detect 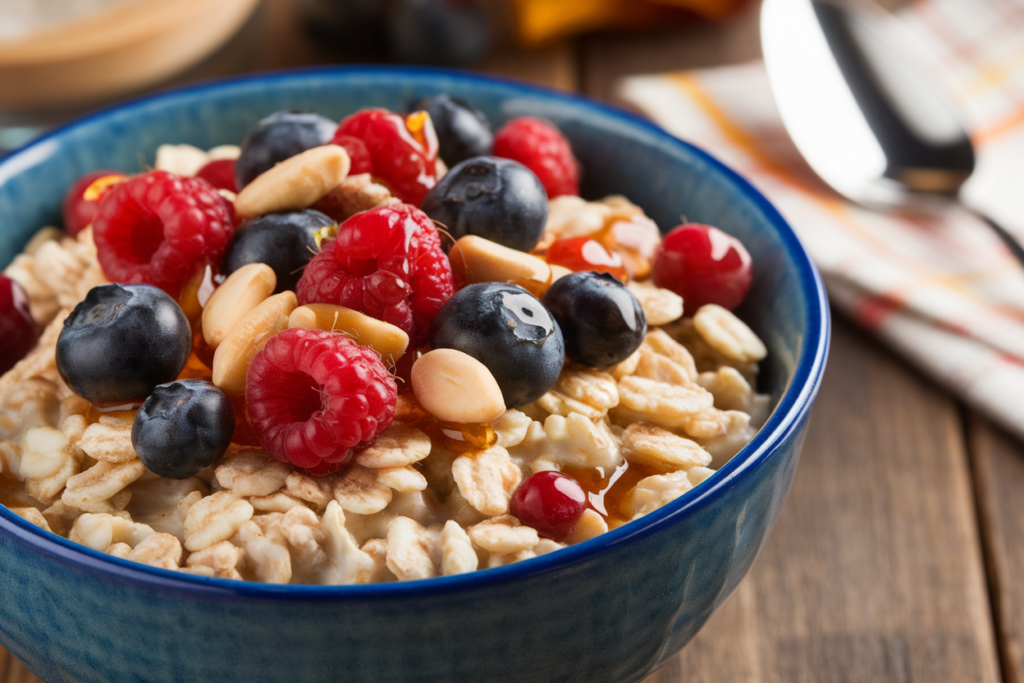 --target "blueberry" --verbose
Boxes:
[410,94,493,166]
[235,110,337,190]
[385,0,491,67]
[430,282,564,408]
[421,156,548,252]
[541,272,646,368]
[223,209,334,293]
[132,380,235,479]
[56,284,192,405]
